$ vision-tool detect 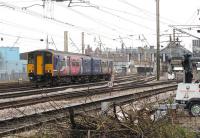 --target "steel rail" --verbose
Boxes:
[0,74,141,93]
[0,78,174,110]
[0,84,177,137]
